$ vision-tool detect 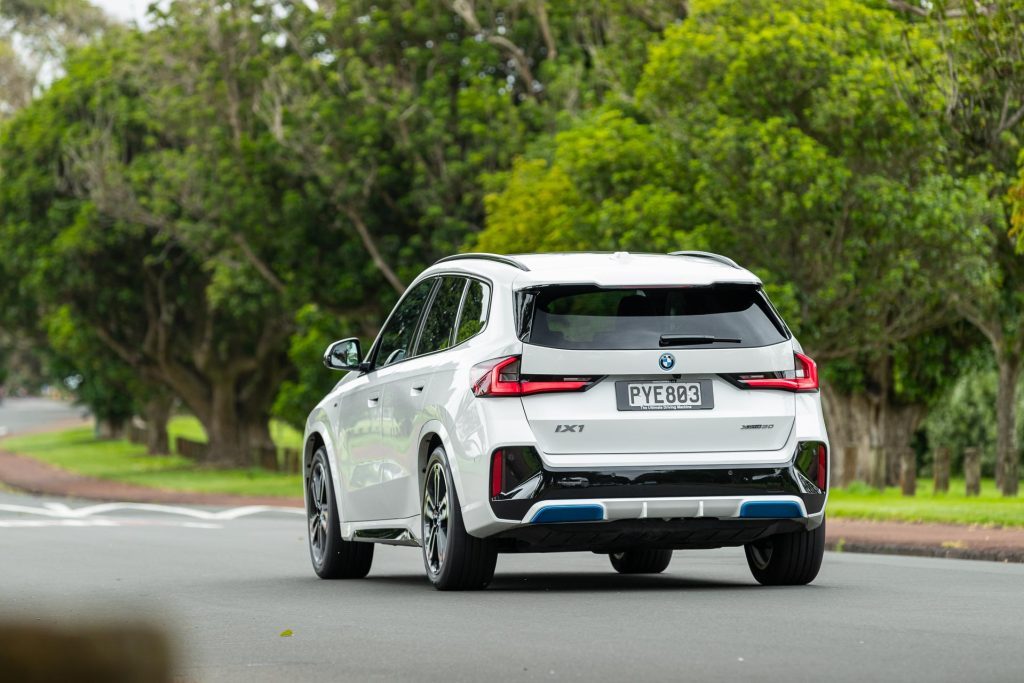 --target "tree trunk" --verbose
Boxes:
[933,446,950,494]
[899,446,916,497]
[196,378,275,468]
[994,351,1020,497]
[95,417,126,440]
[822,385,924,489]
[142,392,173,455]
[964,446,981,496]
[821,386,872,486]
